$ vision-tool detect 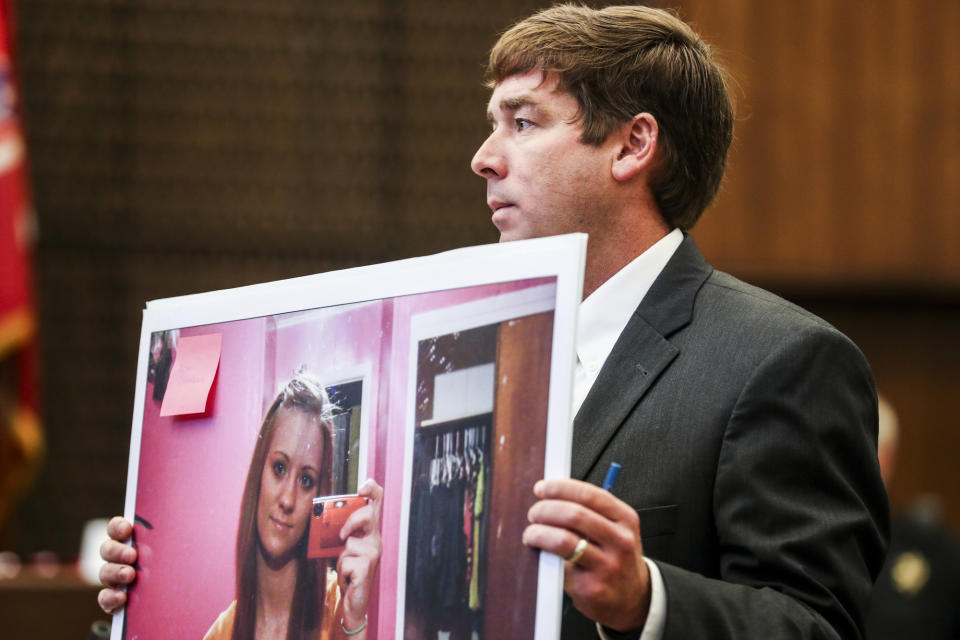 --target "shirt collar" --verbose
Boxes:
[576,228,684,374]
